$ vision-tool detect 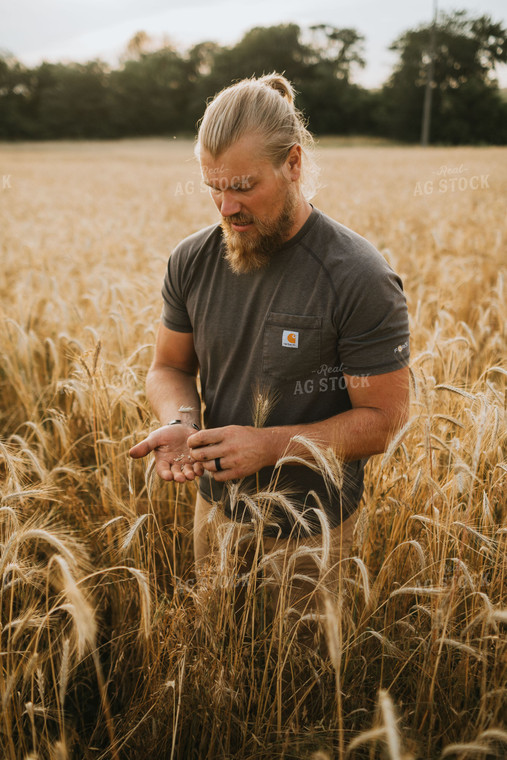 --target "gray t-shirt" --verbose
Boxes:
[161,206,410,537]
